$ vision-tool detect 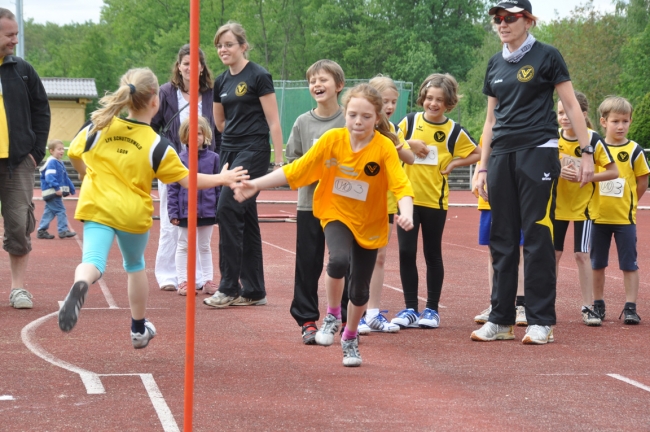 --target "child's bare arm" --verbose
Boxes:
[637,174,649,201]
[69,157,87,181]
[441,146,481,175]
[177,163,249,190]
